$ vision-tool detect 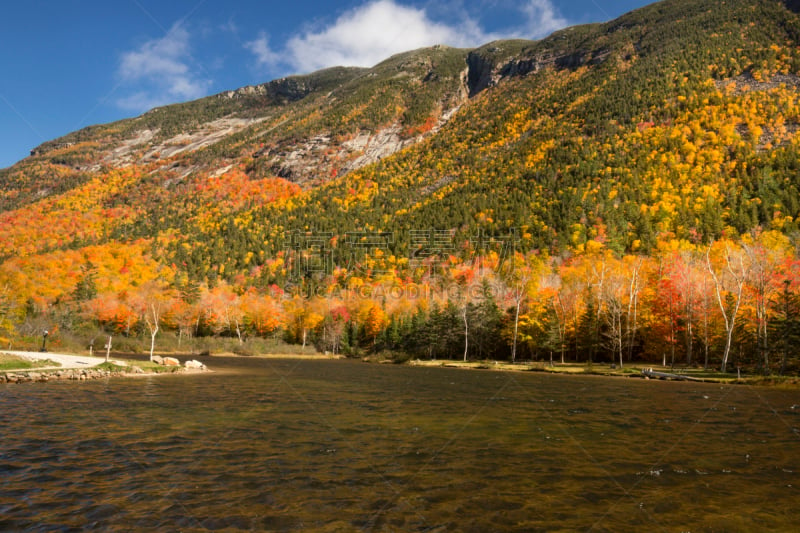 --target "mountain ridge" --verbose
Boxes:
[3,0,800,368]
